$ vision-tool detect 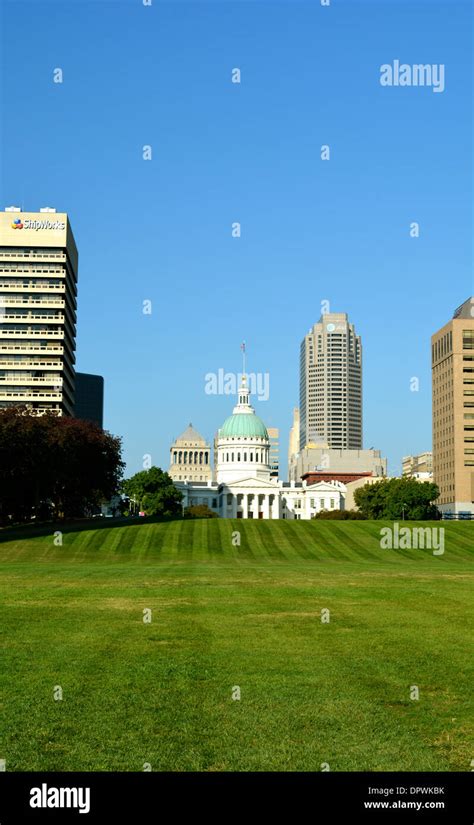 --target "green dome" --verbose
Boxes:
[219,413,268,439]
